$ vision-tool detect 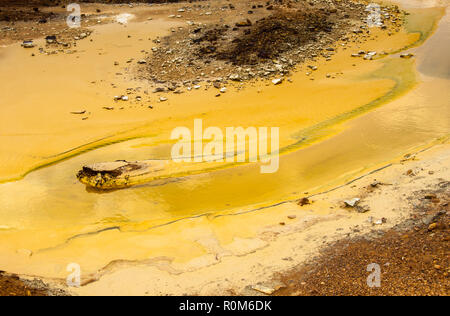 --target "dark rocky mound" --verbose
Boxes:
[214,10,335,65]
